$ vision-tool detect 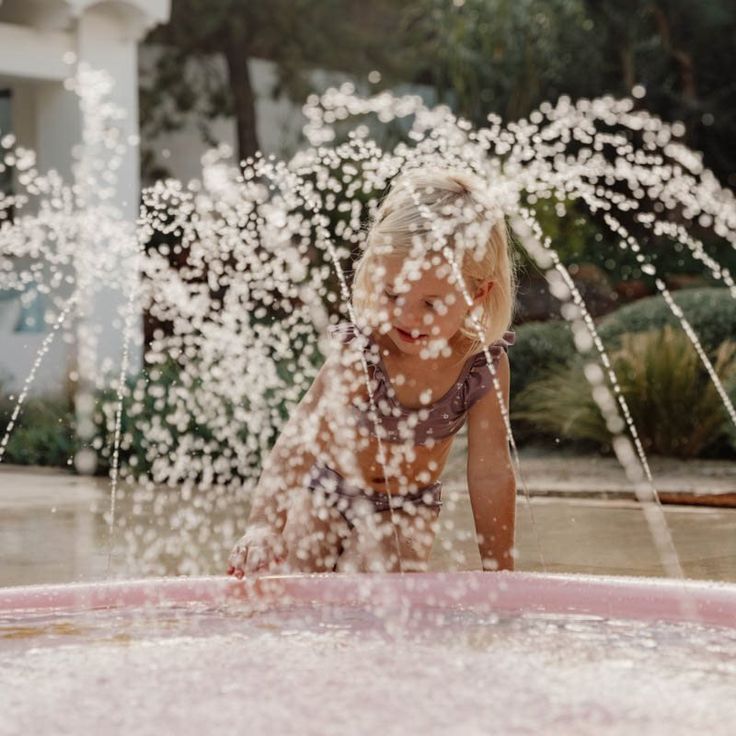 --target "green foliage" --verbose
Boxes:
[405,0,601,123]
[143,0,736,190]
[508,320,576,398]
[508,319,578,444]
[514,326,736,458]
[526,198,736,287]
[406,0,736,187]
[0,389,77,467]
[584,0,736,184]
[92,362,182,479]
[598,287,736,353]
[726,376,736,453]
[142,0,406,167]
[0,343,322,475]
